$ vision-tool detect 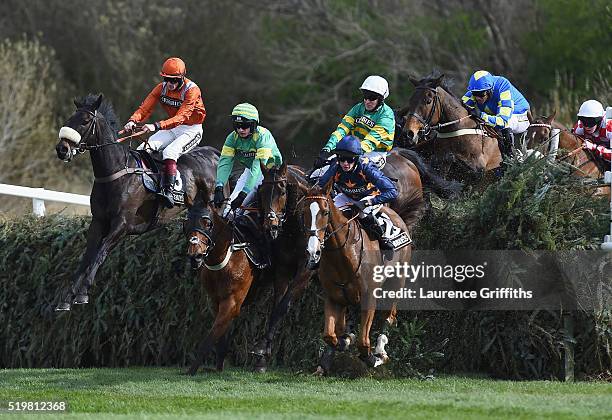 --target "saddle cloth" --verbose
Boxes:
[132,150,186,206]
